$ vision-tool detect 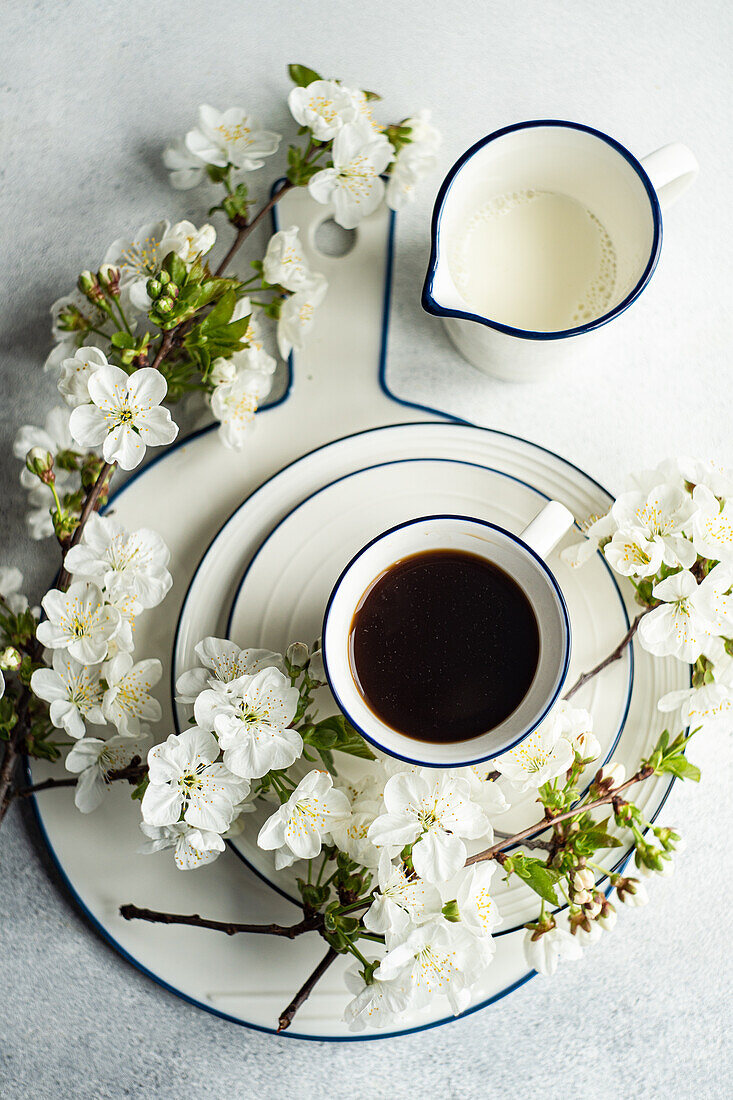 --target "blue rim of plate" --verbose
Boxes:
[26,181,677,1040]
[203,452,633,925]
[421,119,663,341]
